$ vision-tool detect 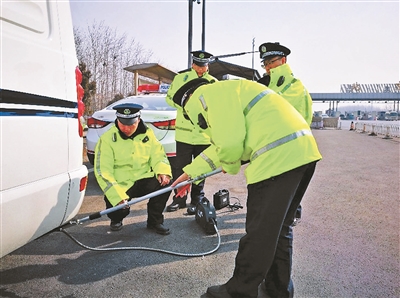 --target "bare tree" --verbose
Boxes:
[79,62,96,115]
[74,21,154,112]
